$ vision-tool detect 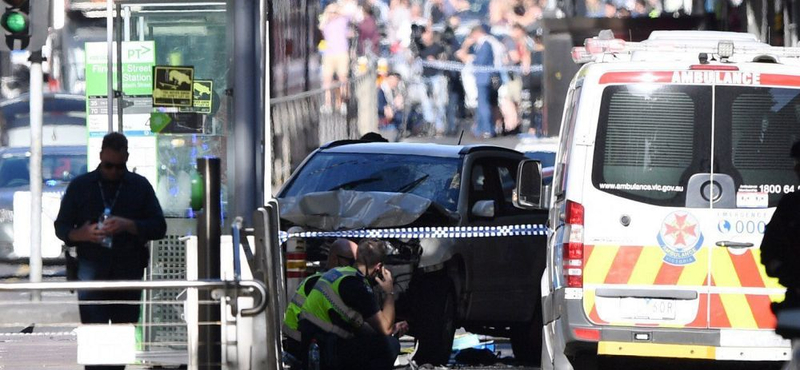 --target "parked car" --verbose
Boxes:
[277,140,549,365]
[0,93,87,148]
[0,145,88,260]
